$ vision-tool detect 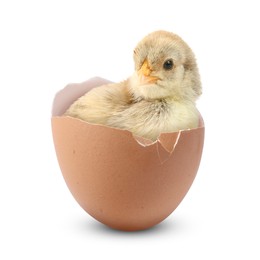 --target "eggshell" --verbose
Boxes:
[51,77,205,231]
